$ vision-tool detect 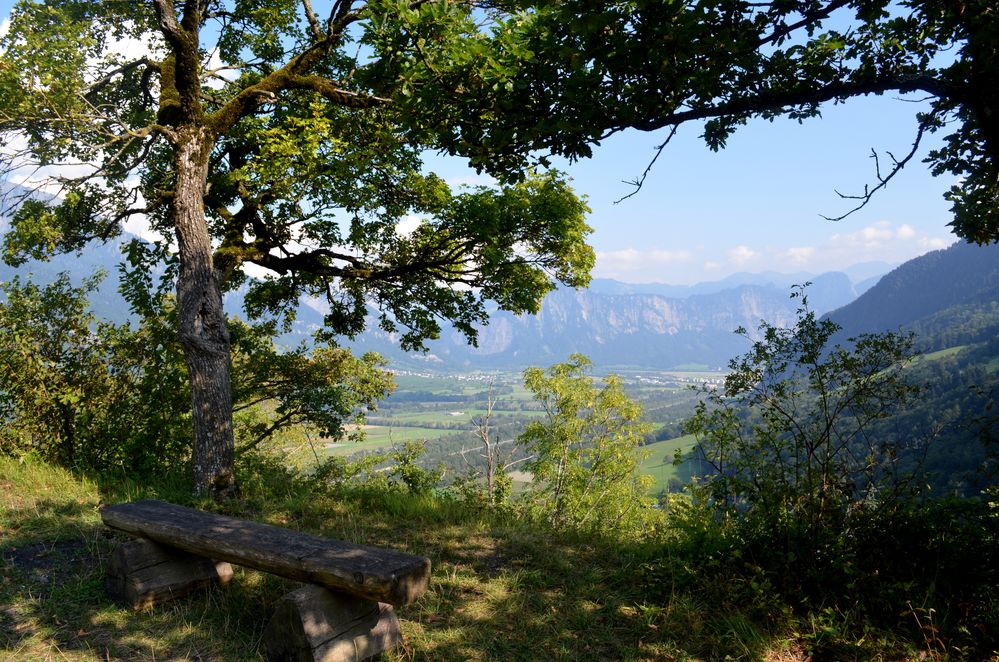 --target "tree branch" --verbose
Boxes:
[285,74,390,108]
[631,75,955,134]
[756,0,852,48]
[616,125,679,203]
[85,58,157,100]
[821,114,933,221]
[302,0,324,42]
[151,0,183,47]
